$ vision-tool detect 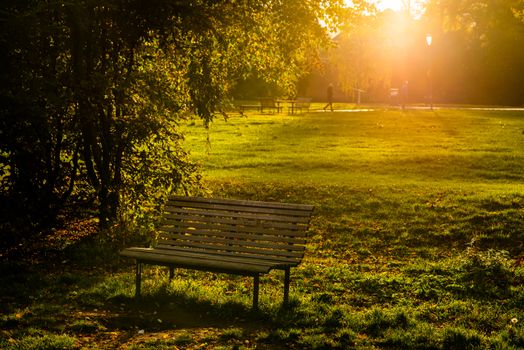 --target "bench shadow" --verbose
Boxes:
[103,290,274,333]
